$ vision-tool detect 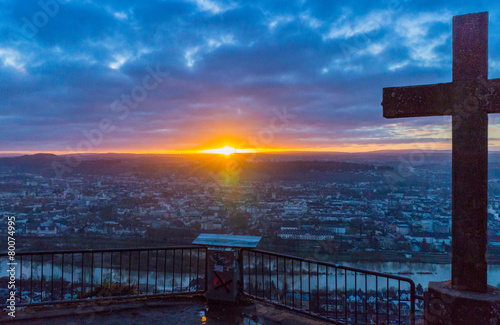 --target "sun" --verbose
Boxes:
[200,145,236,156]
